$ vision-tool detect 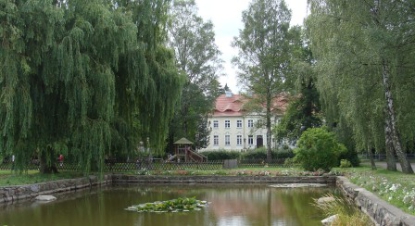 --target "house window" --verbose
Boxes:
[248,135,253,145]
[248,119,254,128]
[213,120,219,128]
[225,120,230,128]
[237,120,242,128]
[225,135,230,146]
[237,135,242,146]
[213,135,219,146]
